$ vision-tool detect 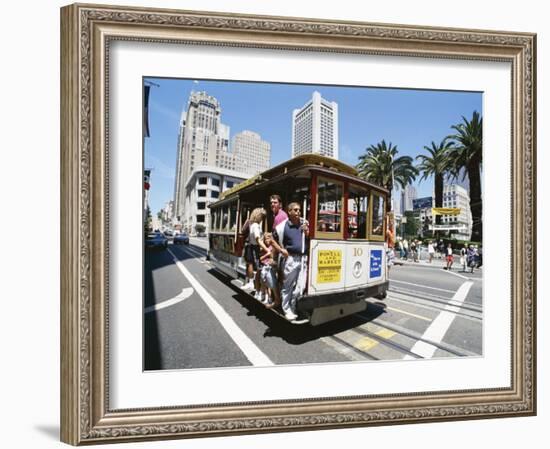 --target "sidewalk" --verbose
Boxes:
[394,255,483,273]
